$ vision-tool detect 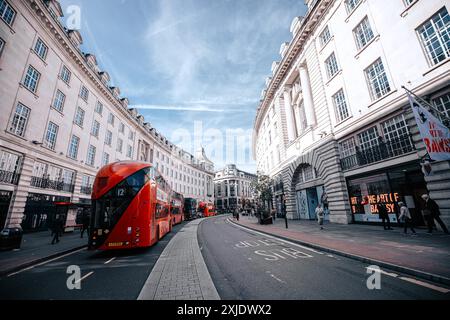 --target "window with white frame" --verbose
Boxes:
[365,58,391,100]
[80,85,89,102]
[102,152,110,166]
[332,89,350,122]
[44,122,58,150]
[67,135,80,159]
[417,7,450,66]
[116,138,123,153]
[34,38,48,60]
[128,130,134,140]
[0,0,16,26]
[86,145,96,166]
[91,120,100,137]
[95,101,103,115]
[8,103,30,137]
[403,0,415,6]
[105,130,112,146]
[339,138,356,158]
[127,145,133,158]
[0,149,21,173]
[23,65,40,93]
[353,17,374,50]
[74,107,85,127]
[325,52,339,79]
[382,114,414,156]
[345,0,361,14]
[433,92,450,119]
[53,90,65,112]
[81,175,94,188]
[60,65,71,84]
[319,25,332,47]
[357,127,380,151]
[108,113,115,126]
